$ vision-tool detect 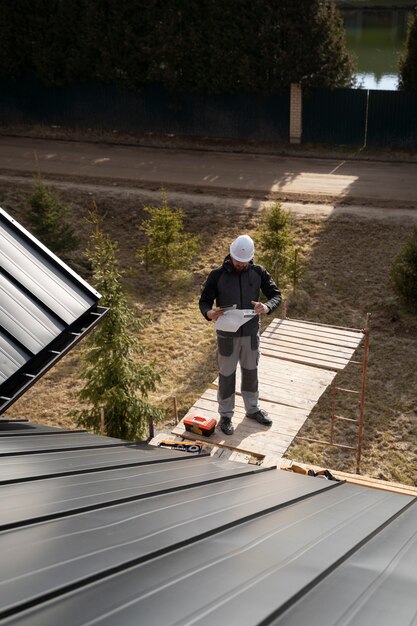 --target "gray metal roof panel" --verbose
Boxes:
[0,332,28,382]
[0,271,64,354]
[271,499,417,626]
[0,443,207,483]
[0,432,128,456]
[0,469,334,618]
[0,209,97,323]
[0,457,268,529]
[1,480,412,626]
[0,422,85,435]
